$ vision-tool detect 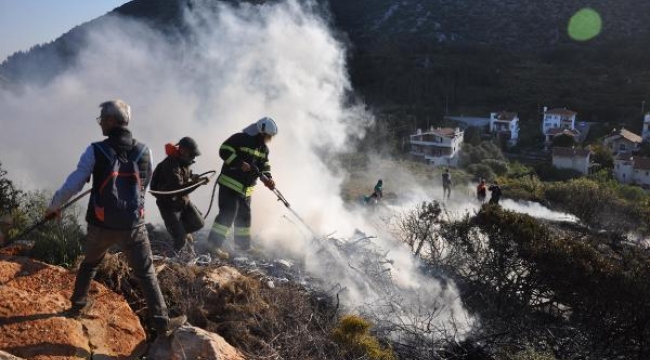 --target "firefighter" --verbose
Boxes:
[476,178,487,203]
[489,181,502,205]
[207,117,277,257]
